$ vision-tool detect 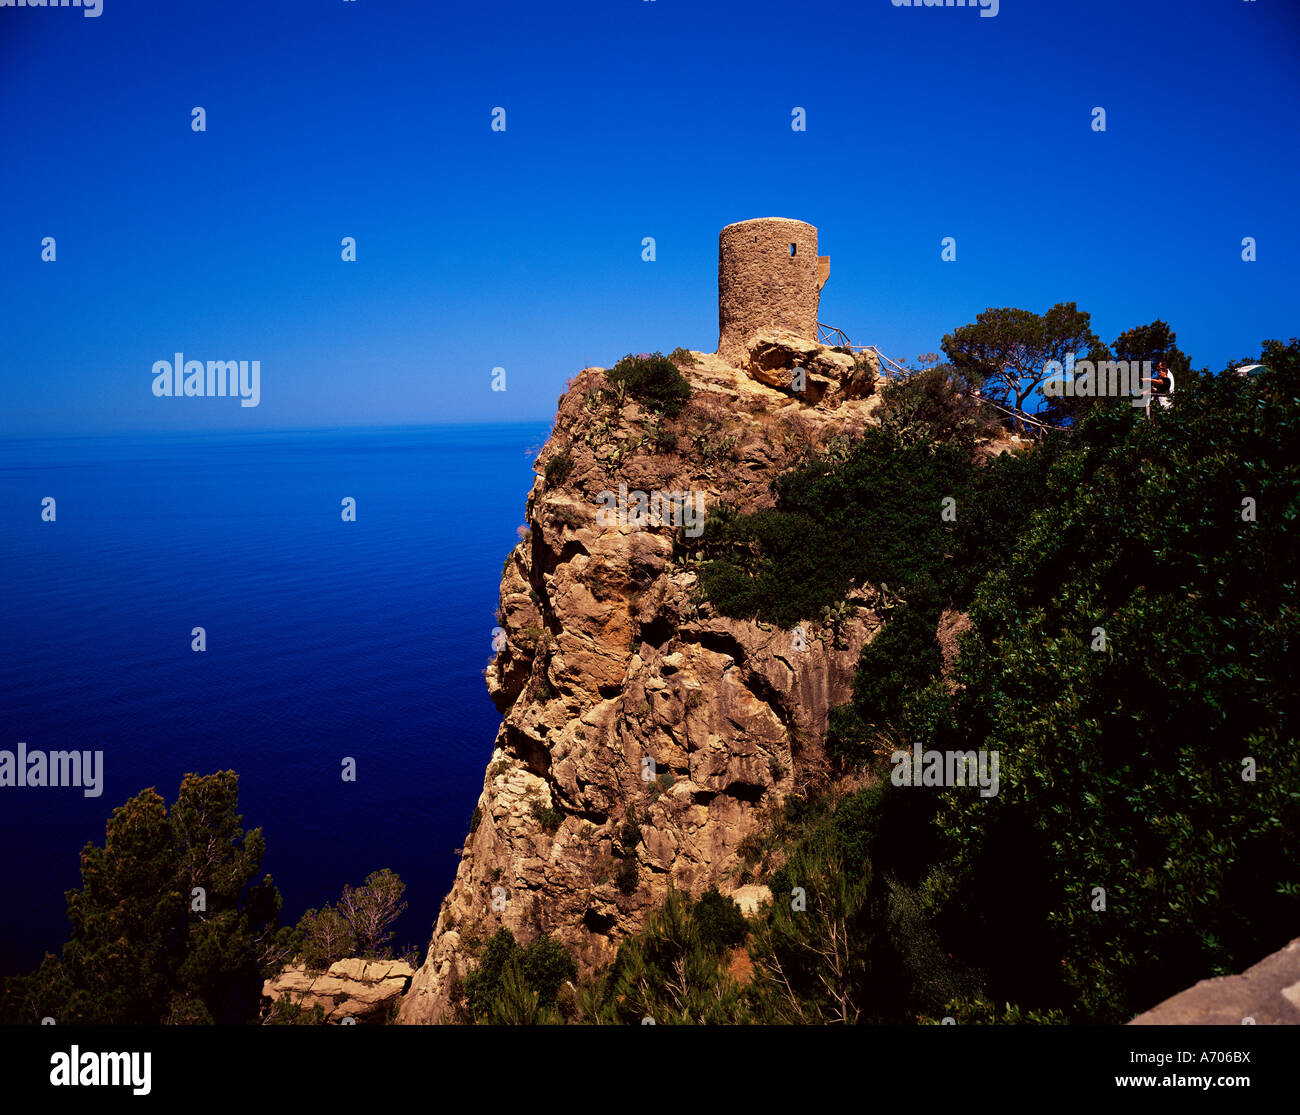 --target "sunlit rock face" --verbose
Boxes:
[399,273,889,1025]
